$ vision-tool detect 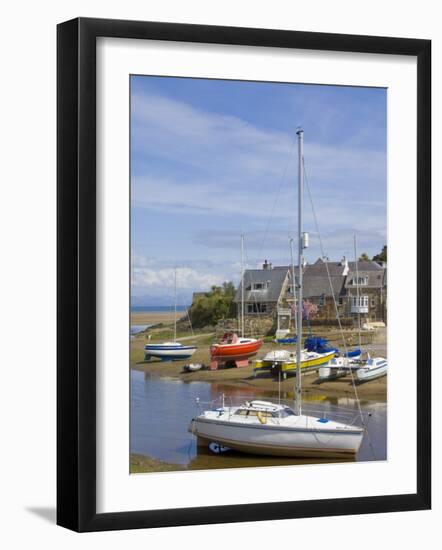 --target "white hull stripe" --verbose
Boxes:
[193,417,363,436]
